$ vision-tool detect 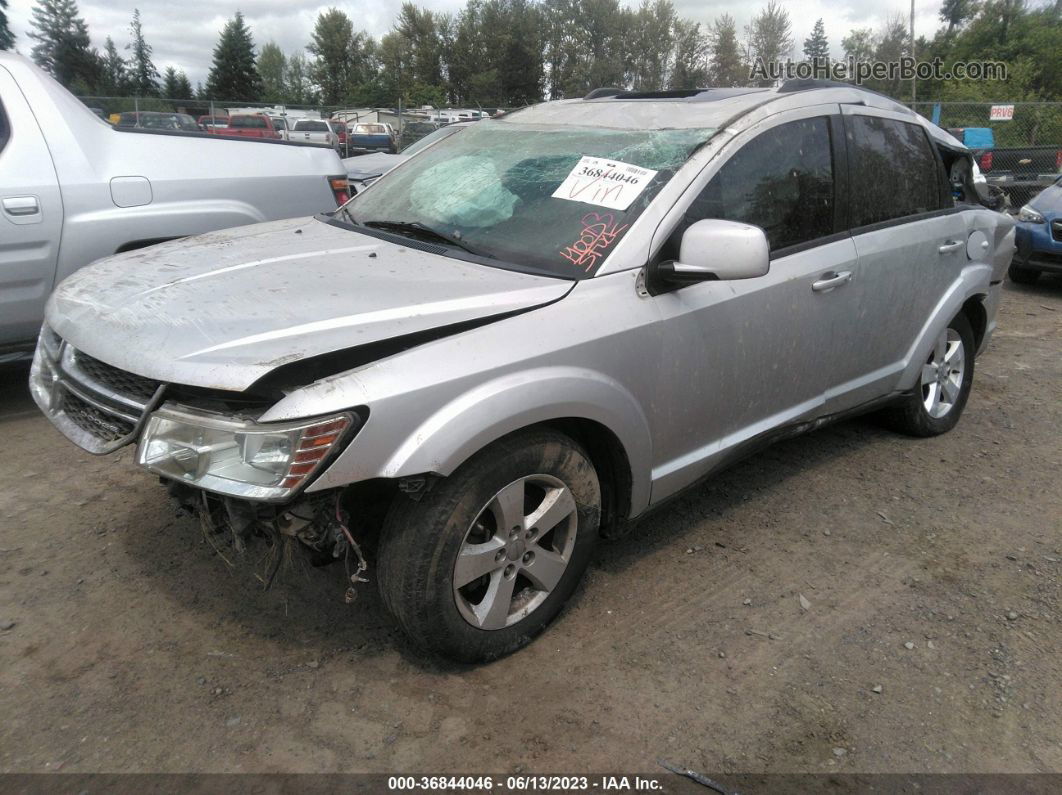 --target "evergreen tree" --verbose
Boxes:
[126,9,159,95]
[1,0,15,51]
[708,13,745,86]
[174,71,192,99]
[100,36,128,94]
[161,65,191,99]
[28,0,101,90]
[803,18,829,61]
[205,11,261,101]
[257,41,287,103]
